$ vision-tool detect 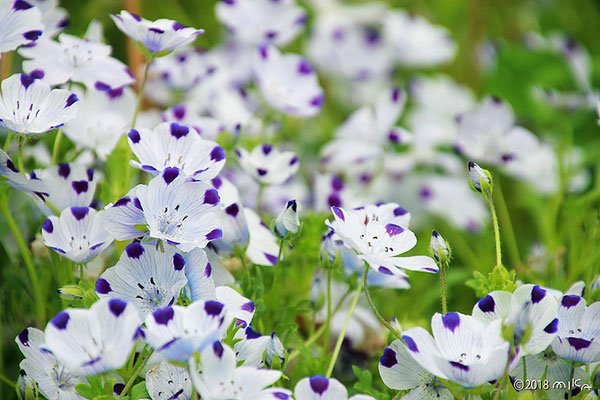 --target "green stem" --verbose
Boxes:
[494,179,521,268]
[362,264,403,341]
[79,264,84,282]
[0,372,14,388]
[3,131,13,152]
[16,134,26,176]
[325,269,364,378]
[492,347,514,400]
[0,197,45,324]
[522,356,527,383]
[322,268,332,356]
[440,261,447,315]
[286,287,351,366]
[255,184,264,213]
[567,361,575,400]
[131,58,153,129]
[51,128,63,165]
[486,193,502,267]
[117,348,155,400]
